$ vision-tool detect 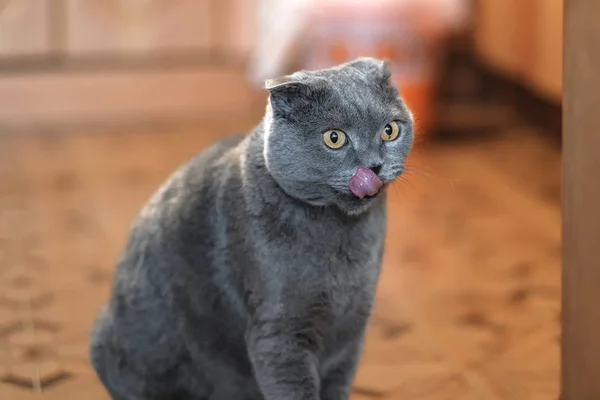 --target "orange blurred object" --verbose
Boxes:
[300,0,447,137]
[398,77,436,138]
[330,43,350,64]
